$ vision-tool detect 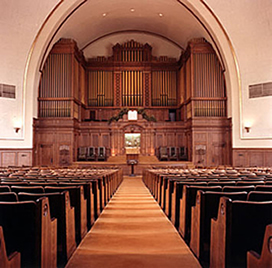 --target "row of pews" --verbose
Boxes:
[0,167,123,268]
[143,167,272,268]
